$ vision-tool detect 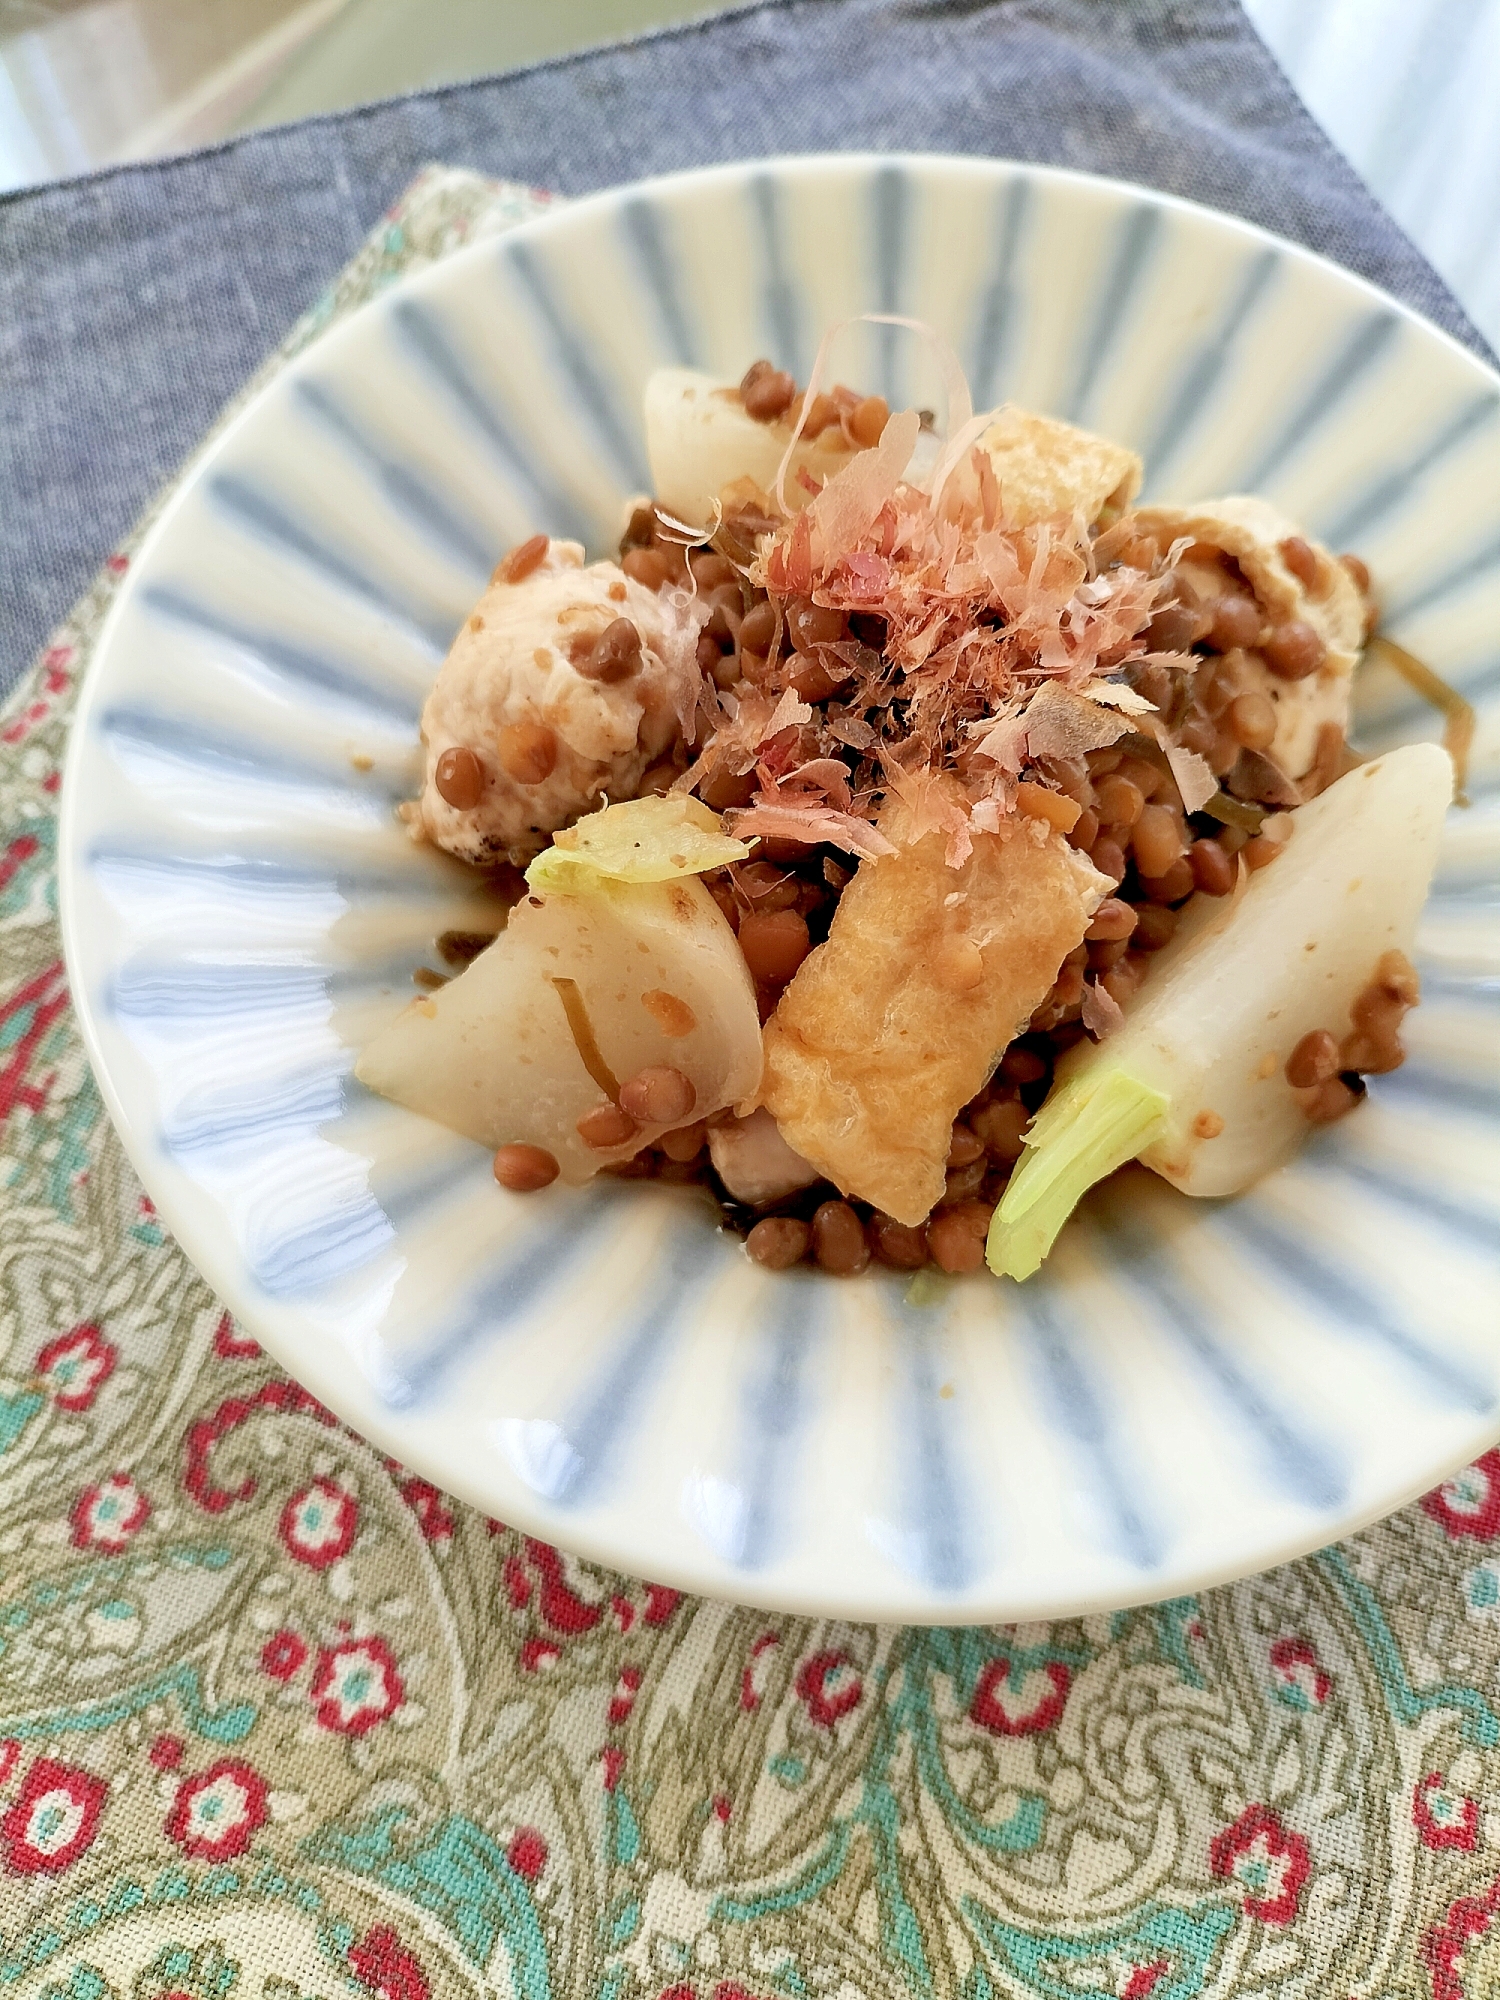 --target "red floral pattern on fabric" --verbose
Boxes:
[35,1322,116,1410]
[70,1470,149,1552]
[0,960,70,1122]
[1414,1770,1480,1852]
[1209,1804,1311,1923]
[212,1310,261,1359]
[795,1650,863,1729]
[508,1827,548,1879]
[1269,1637,1332,1707]
[166,1757,269,1859]
[279,1475,359,1569]
[1,1756,107,1874]
[1423,1451,1500,1541]
[970,1657,1070,1736]
[311,1635,404,1734]
[261,1629,308,1680]
[349,1925,430,2000]
[1423,1873,1500,2000]
[183,1378,338,1512]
